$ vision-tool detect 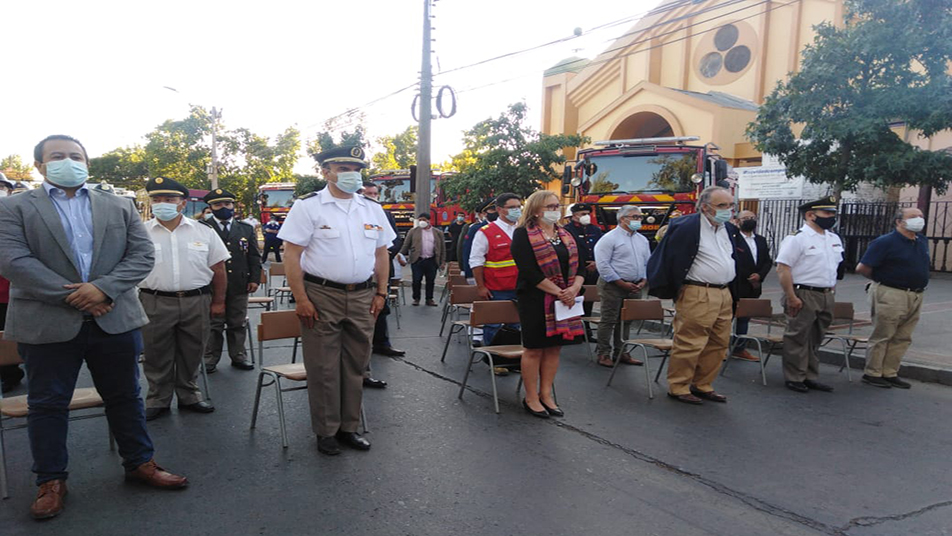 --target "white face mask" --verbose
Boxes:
[0,190,7,198]
[418,220,429,228]
[541,211,561,224]
[334,171,363,194]
[578,214,591,226]
[904,217,925,233]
